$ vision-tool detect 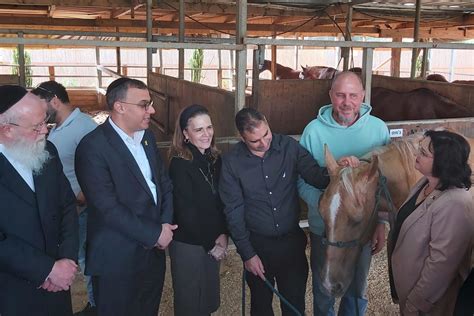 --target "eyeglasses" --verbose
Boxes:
[119,100,154,111]
[8,114,50,134]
